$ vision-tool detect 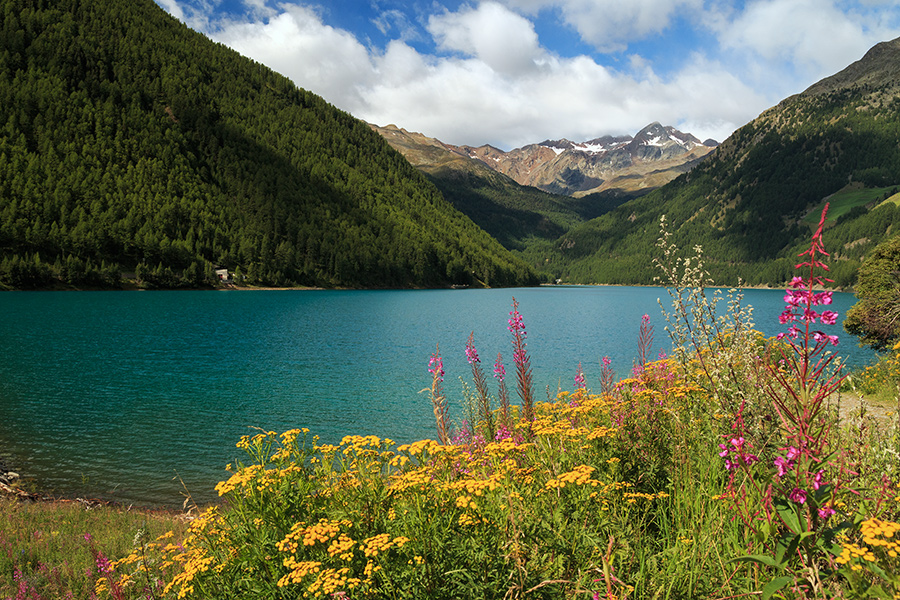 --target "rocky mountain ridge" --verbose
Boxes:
[374,122,718,198]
